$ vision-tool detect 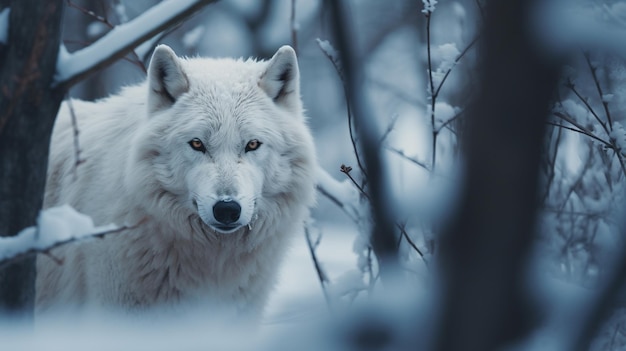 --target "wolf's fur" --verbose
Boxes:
[36,45,316,319]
